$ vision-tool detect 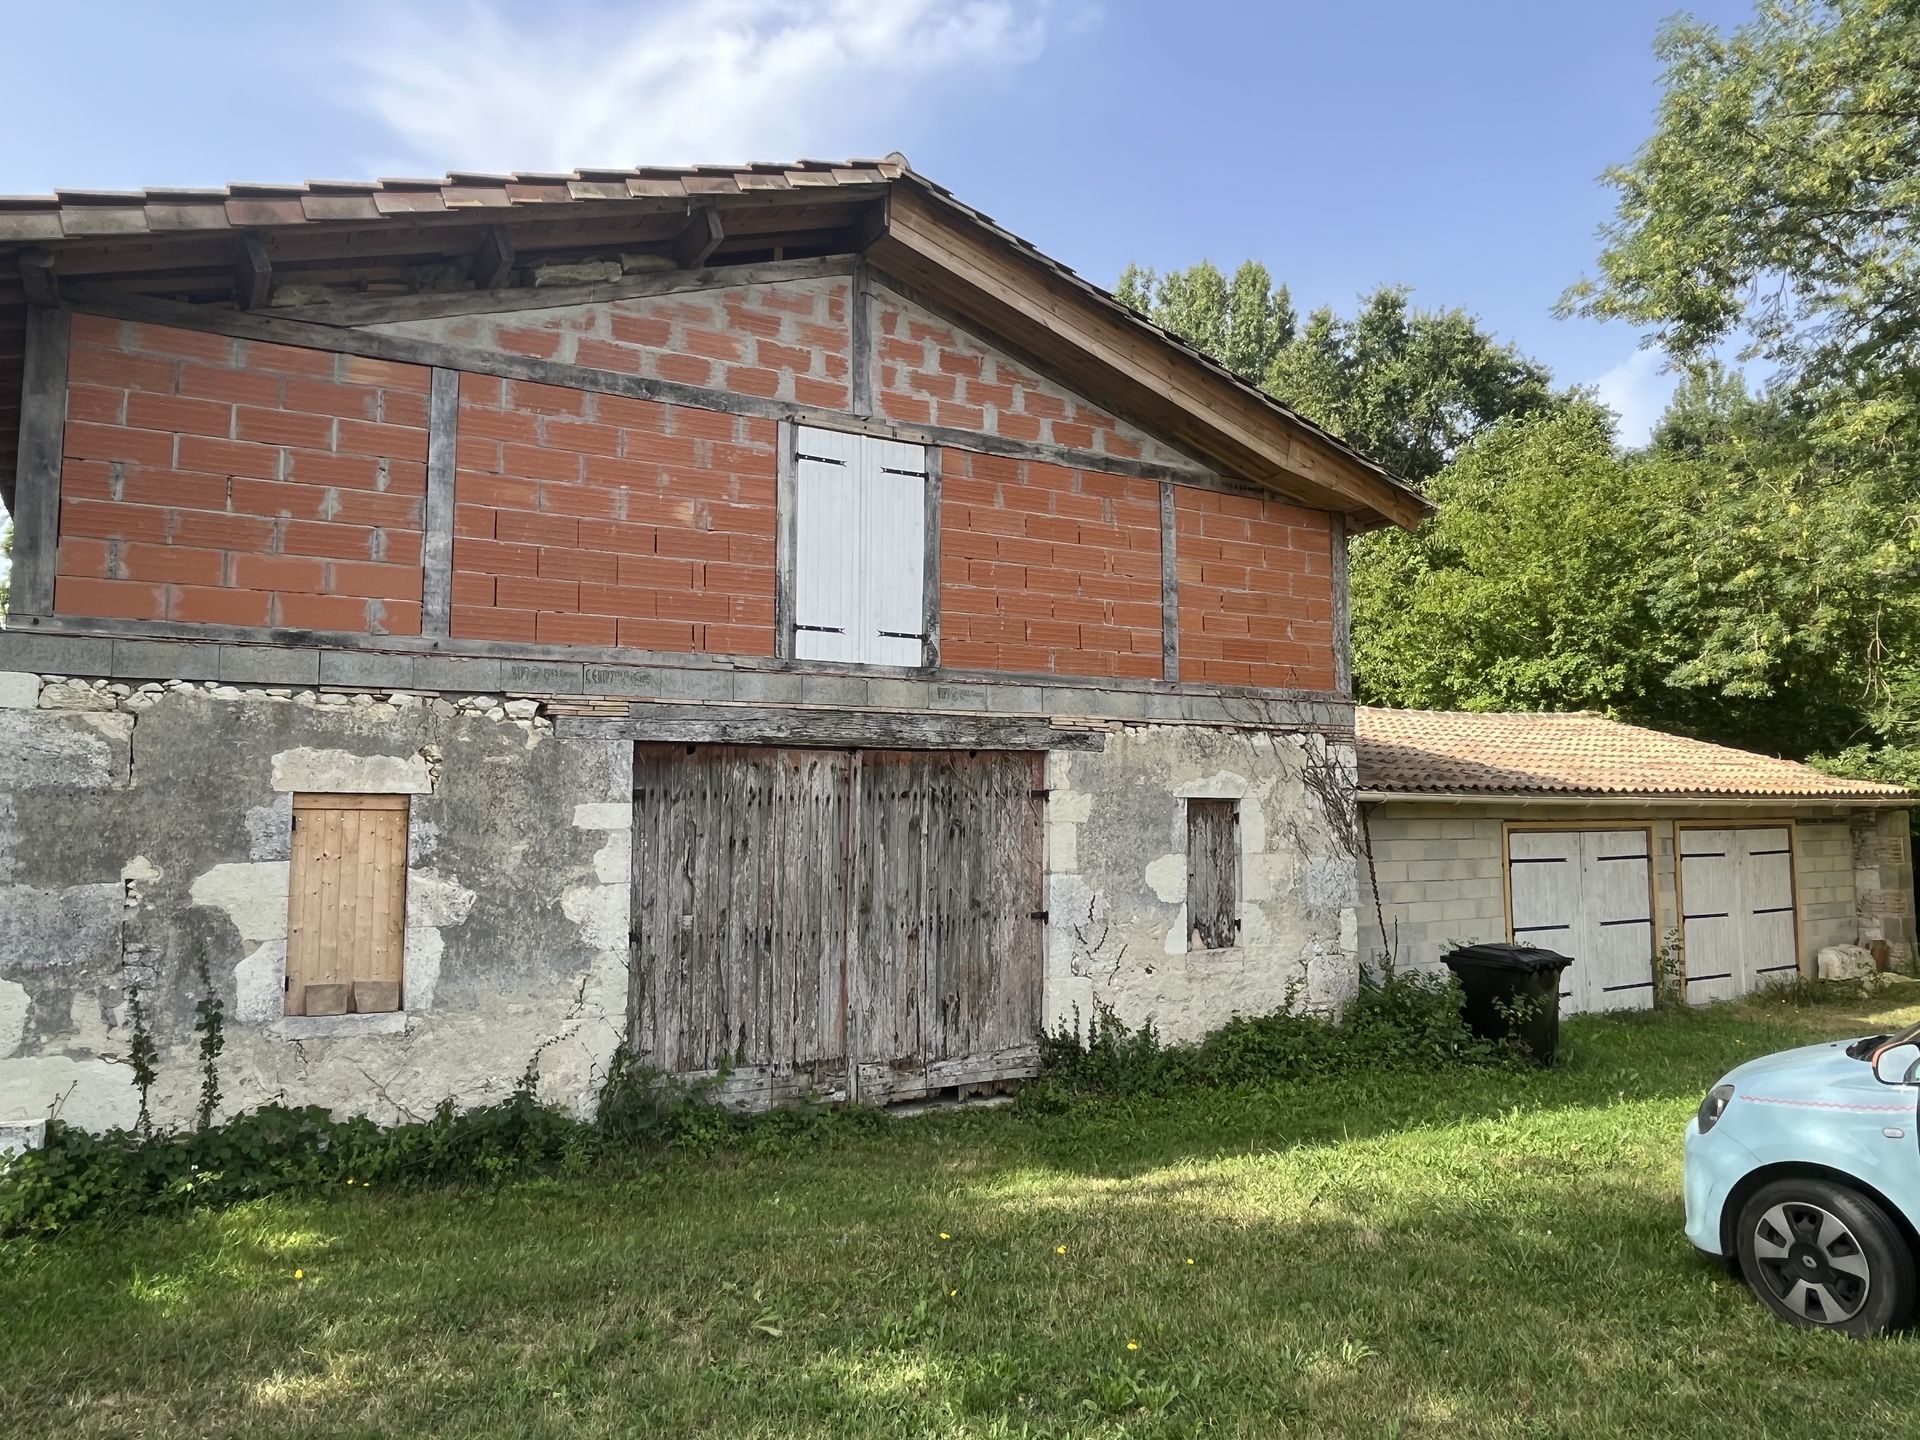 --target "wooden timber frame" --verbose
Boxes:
[5,185,1409,704]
